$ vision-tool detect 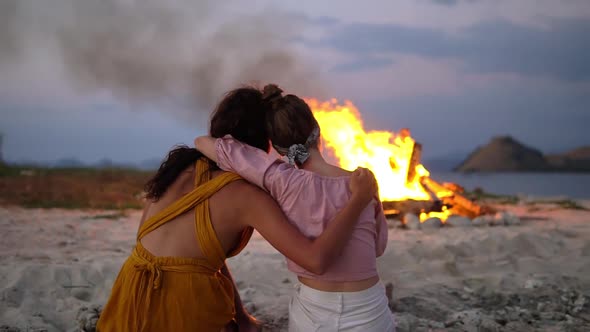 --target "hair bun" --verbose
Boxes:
[262,84,283,104]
